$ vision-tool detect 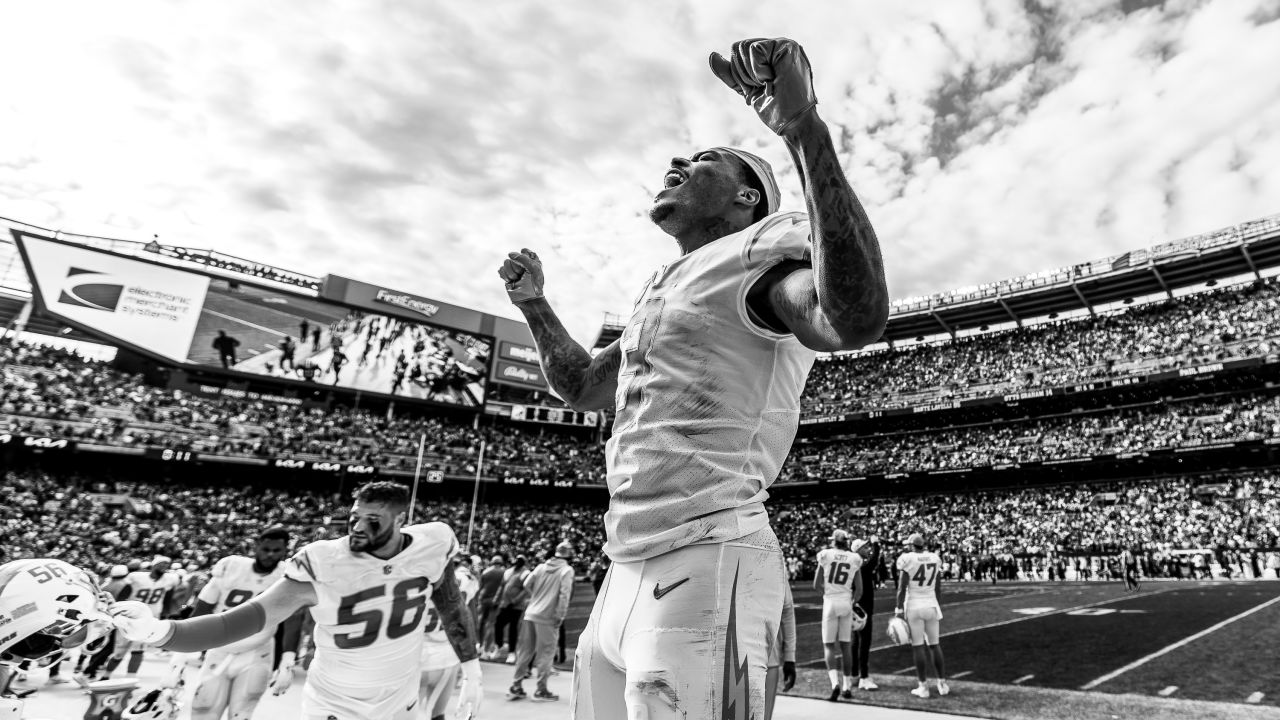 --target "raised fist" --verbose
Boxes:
[709,38,818,136]
[497,248,545,305]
